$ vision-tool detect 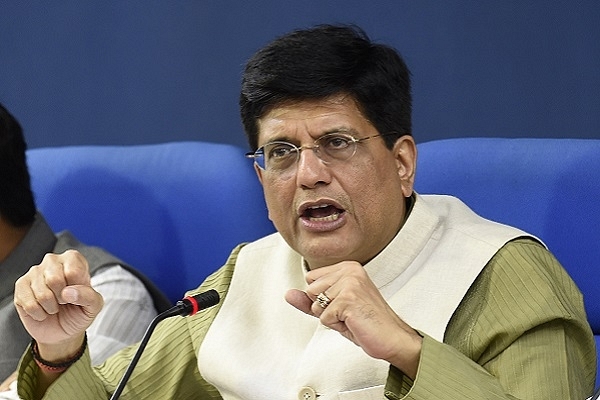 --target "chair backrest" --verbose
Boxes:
[27,141,275,303]
[27,138,598,384]
[415,137,600,386]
